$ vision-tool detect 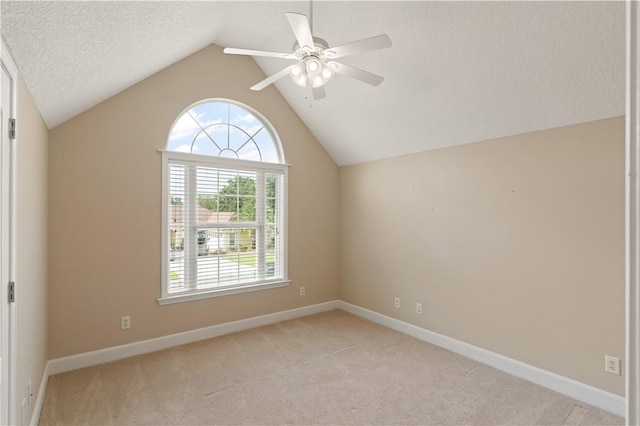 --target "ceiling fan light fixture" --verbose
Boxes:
[292,73,308,87]
[306,58,320,73]
[289,62,308,87]
[290,62,304,77]
[311,75,325,88]
[290,57,328,88]
[321,63,335,81]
